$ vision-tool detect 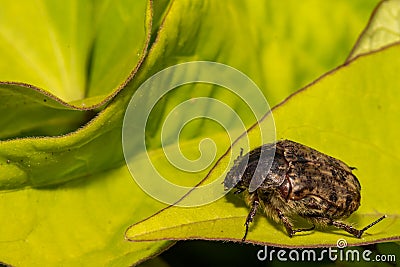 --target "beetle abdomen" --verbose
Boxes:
[286,153,361,218]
